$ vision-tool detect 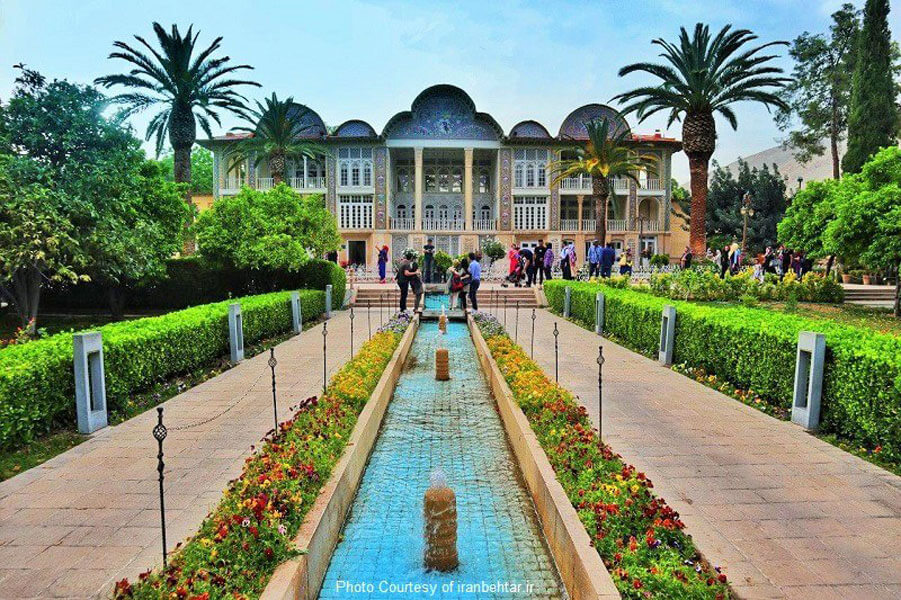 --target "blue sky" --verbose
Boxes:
[1,0,899,183]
